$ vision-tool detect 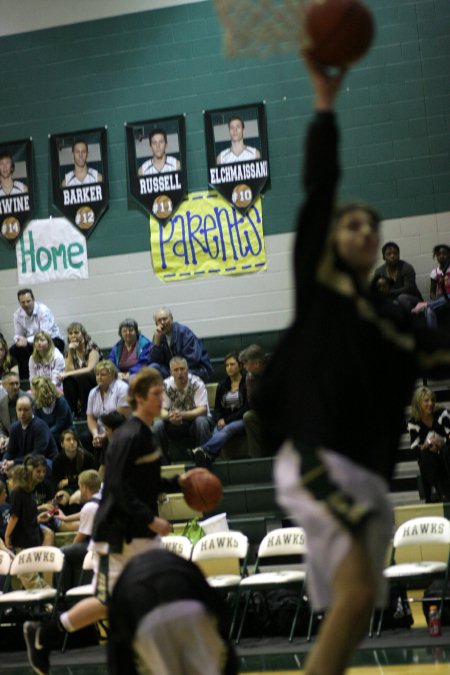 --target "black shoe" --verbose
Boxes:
[192,447,211,468]
[23,621,50,675]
